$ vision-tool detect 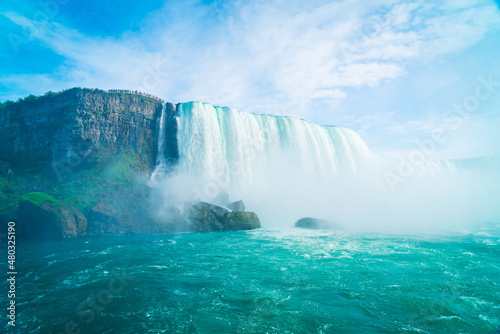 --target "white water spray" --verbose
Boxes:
[153,101,500,232]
